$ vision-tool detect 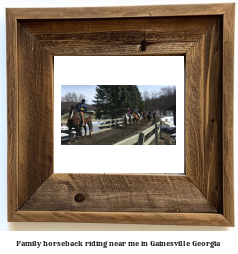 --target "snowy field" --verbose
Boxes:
[160,116,176,139]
